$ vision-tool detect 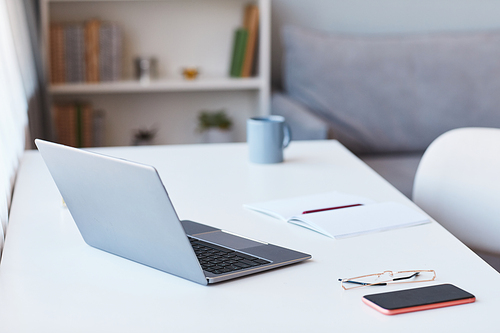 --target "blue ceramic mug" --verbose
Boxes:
[247,115,291,164]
